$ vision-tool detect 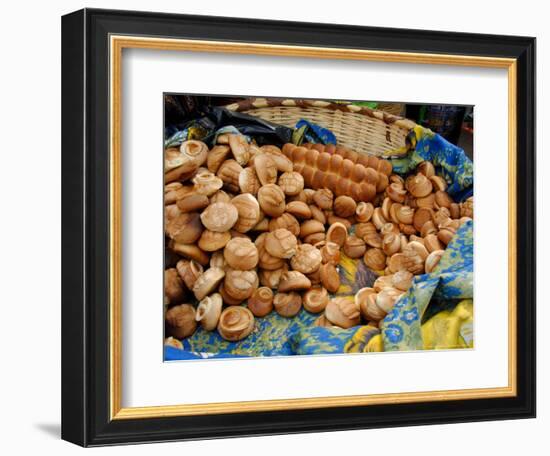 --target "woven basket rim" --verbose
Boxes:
[225,97,417,131]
